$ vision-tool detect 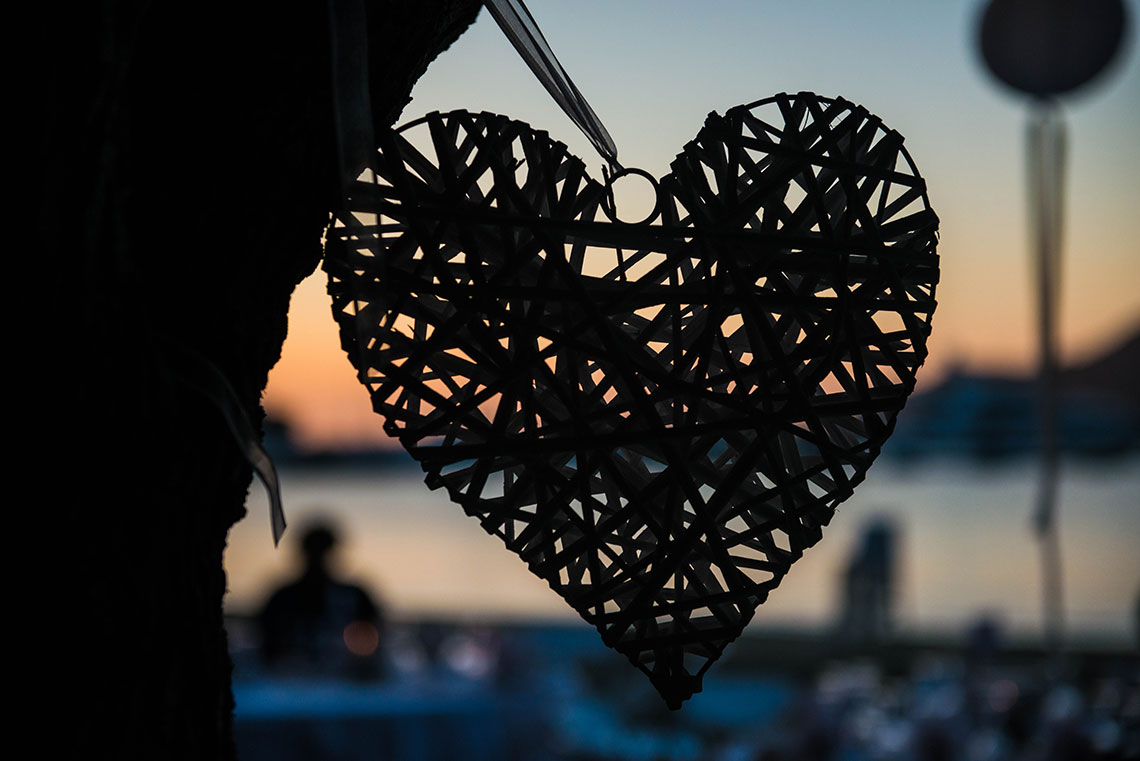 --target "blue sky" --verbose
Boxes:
[266,0,1139,447]
[407,0,1140,367]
